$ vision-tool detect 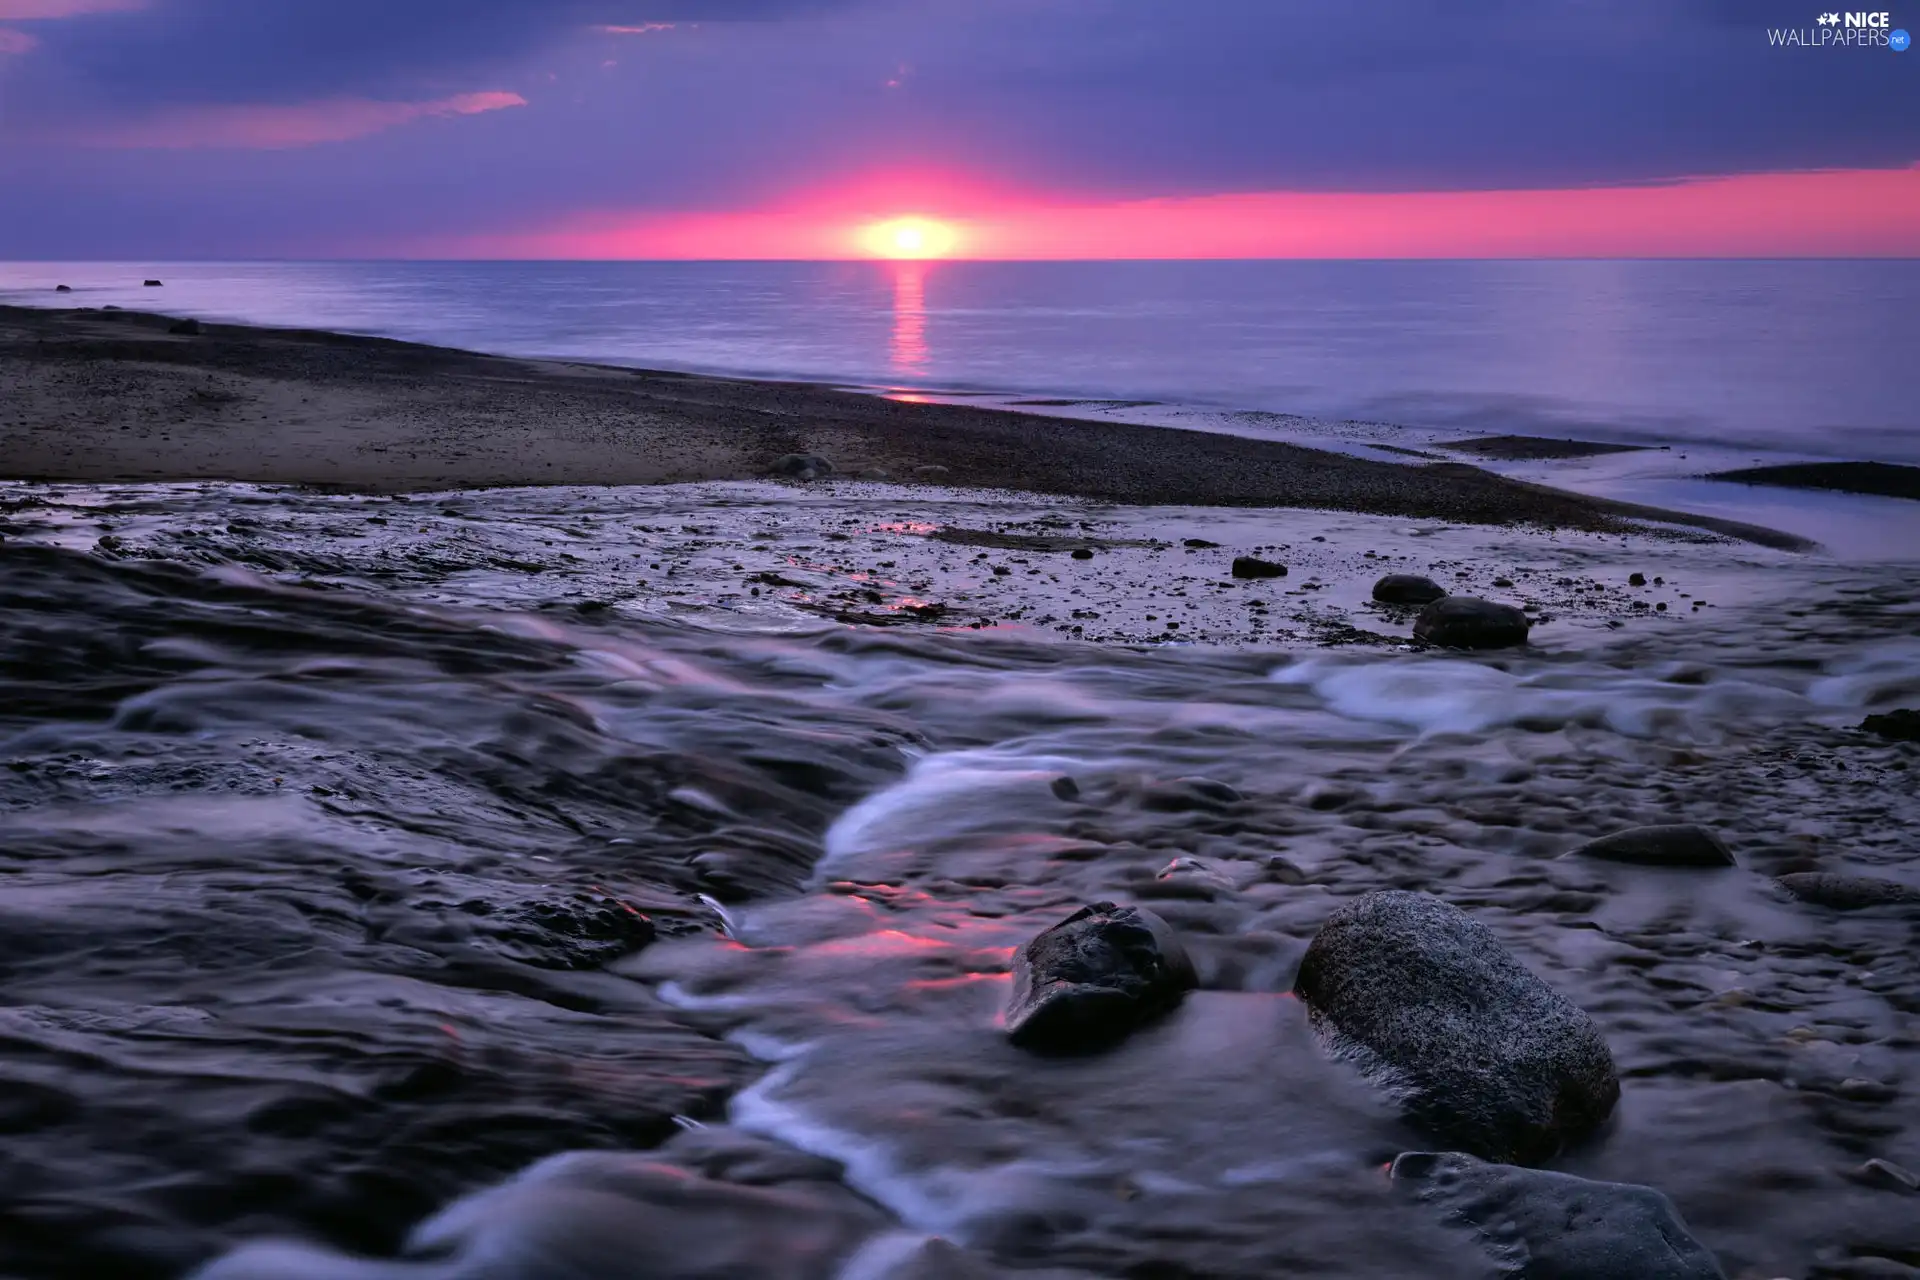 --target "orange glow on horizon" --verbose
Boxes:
[435,165,1920,260]
[862,217,960,259]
